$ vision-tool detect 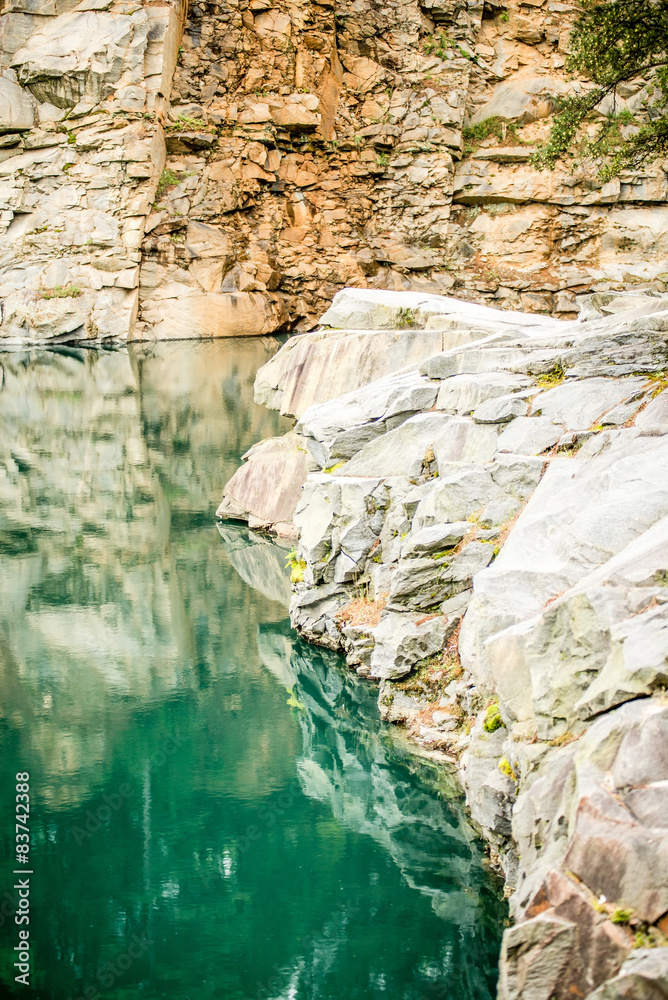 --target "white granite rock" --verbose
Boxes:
[496,416,563,456]
[531,377,648,432]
